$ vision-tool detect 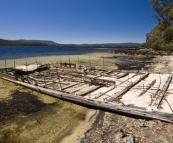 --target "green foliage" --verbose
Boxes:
[140,43,146,47]
[146,0,173,51]
[149,0,173,27]
[146,21,165,40]
[151,39,165,50]
[165,43,173,50]
[163,25,173,42]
